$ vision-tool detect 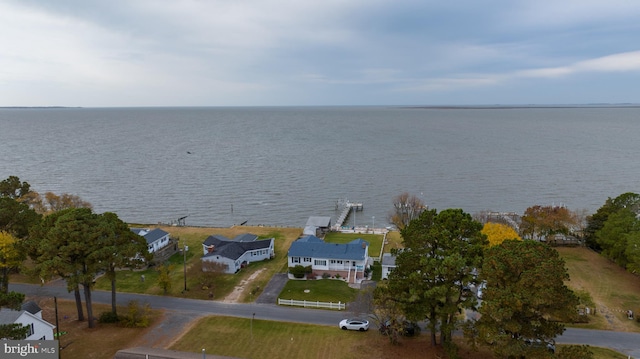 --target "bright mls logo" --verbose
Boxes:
[3,341,58,358]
